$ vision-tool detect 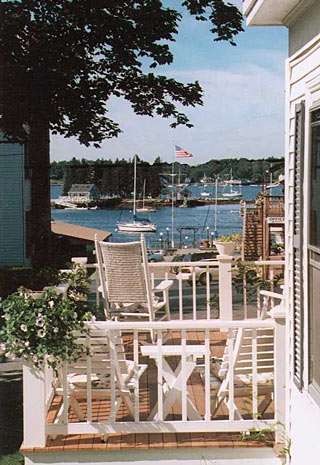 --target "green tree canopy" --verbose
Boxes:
[0,0,243,145]
[0,0,243,265]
